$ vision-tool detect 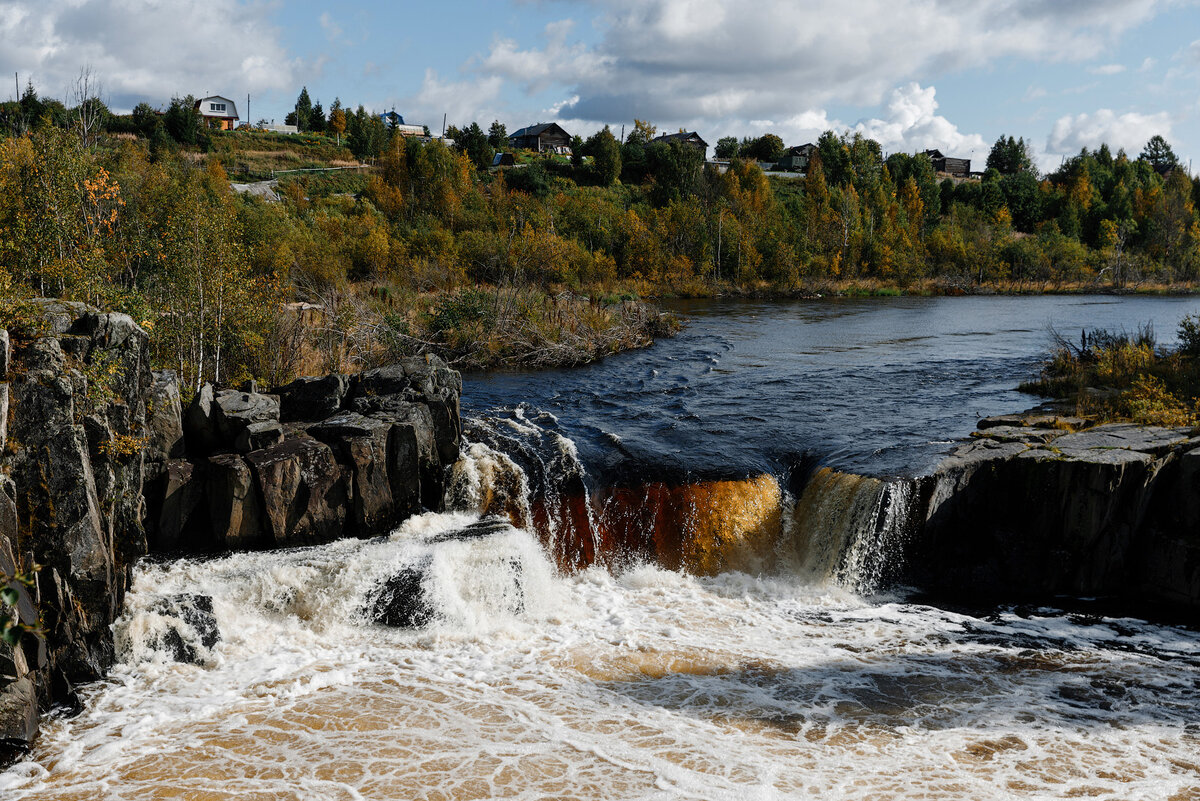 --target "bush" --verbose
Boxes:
[1179,314,1200,358]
